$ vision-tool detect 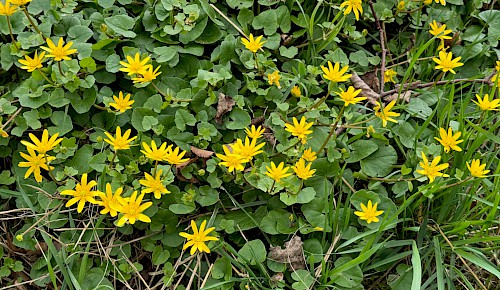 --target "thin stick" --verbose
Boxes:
[381,77,493,97]
[0,107,22,130]
[368,0,386,93]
